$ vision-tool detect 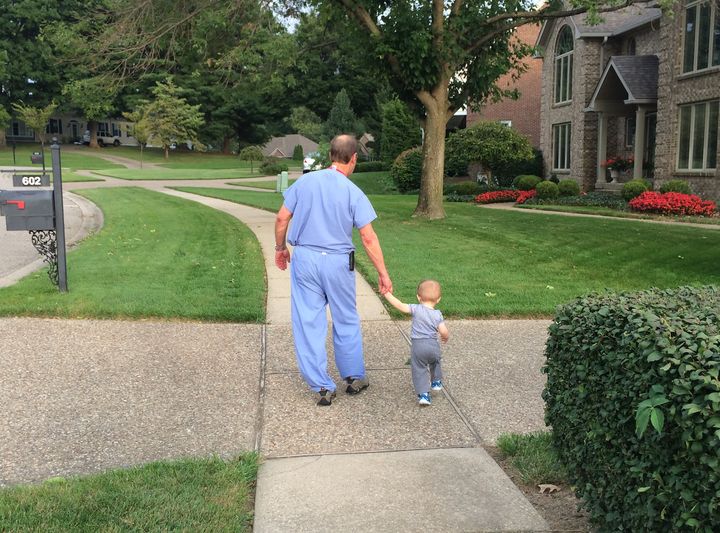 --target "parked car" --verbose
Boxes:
[303,152,322,173]
[82,130,122,147]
